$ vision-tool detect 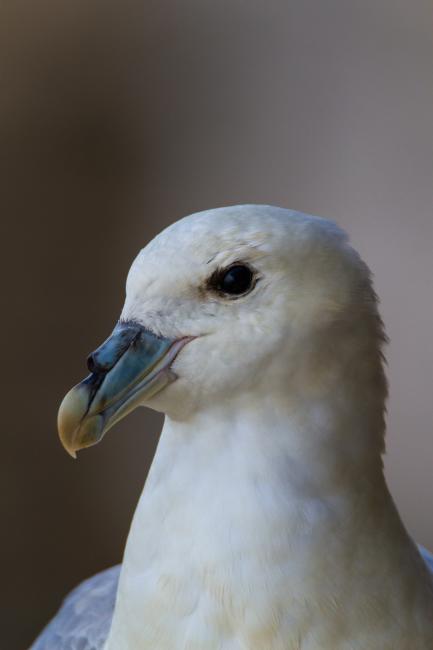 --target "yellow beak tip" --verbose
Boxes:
[57,384,90,458]
[64,446,77,460]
